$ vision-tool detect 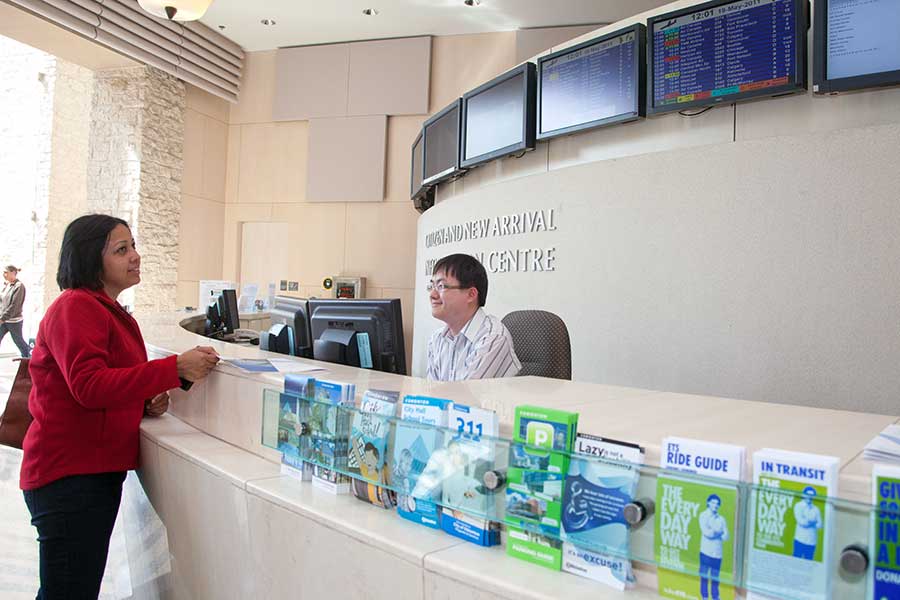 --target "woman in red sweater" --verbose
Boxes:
[21,214,219,599]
